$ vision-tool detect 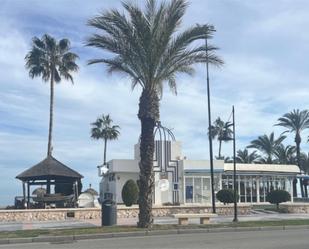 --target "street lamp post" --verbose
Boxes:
[205,35,216,214]
[232,106,238,222]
